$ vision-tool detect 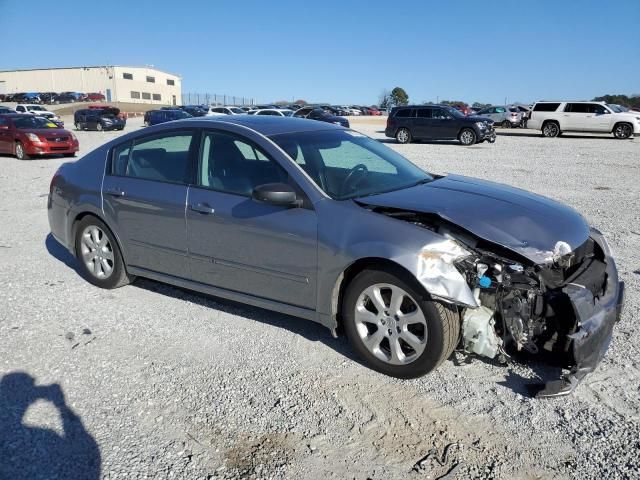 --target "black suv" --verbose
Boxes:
[74,108,126,131]
[385,105,495,145]
[293,107,349,128]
